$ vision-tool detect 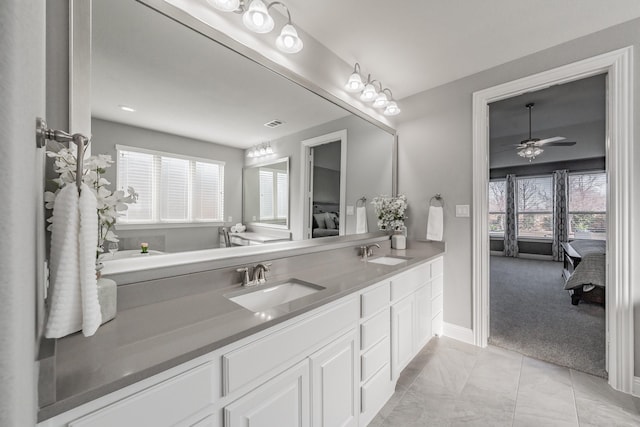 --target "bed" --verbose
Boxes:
[312,202,340,238]
[561,239,606,306]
